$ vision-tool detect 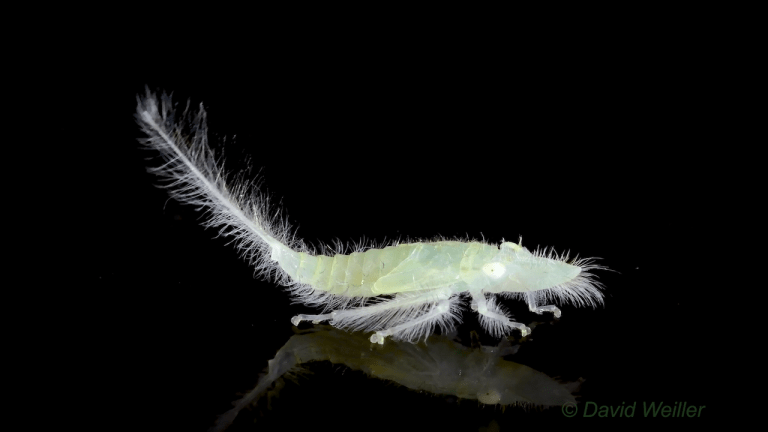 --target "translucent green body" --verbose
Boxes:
[277,241,498,297]
[275,240,580,297]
